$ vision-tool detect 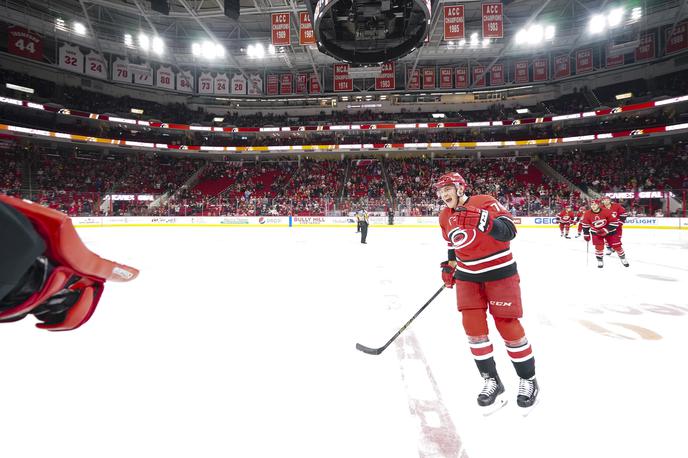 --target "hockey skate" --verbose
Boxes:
[597,258,604,269]
[565,234,571,239]
[619,255,630,267]
[575,233,581,238]
[517,377,540,416]
[477,375,507,415]
[605,247,613,256]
